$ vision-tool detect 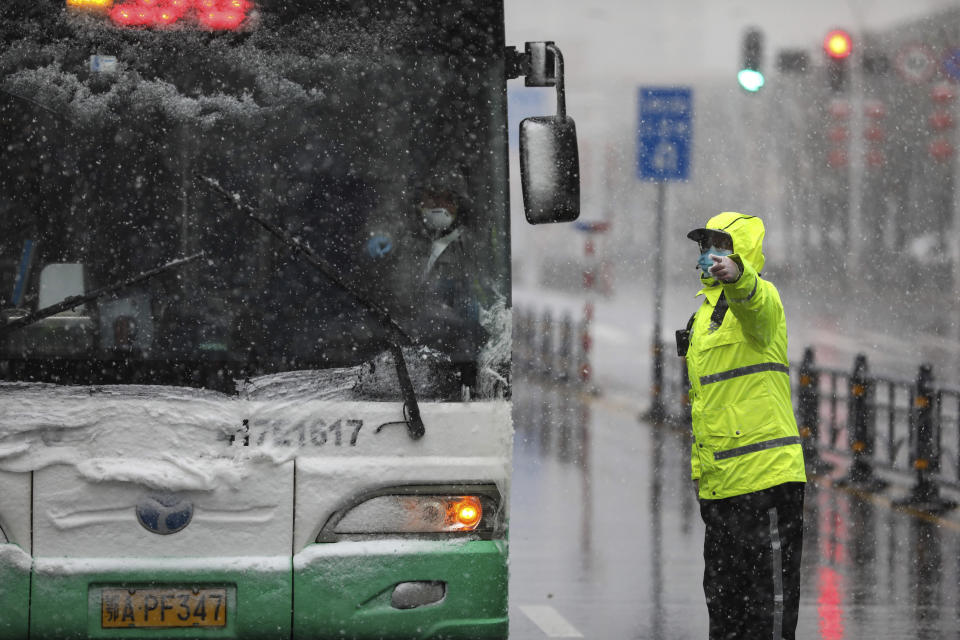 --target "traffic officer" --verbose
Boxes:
[681,212,806,640]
